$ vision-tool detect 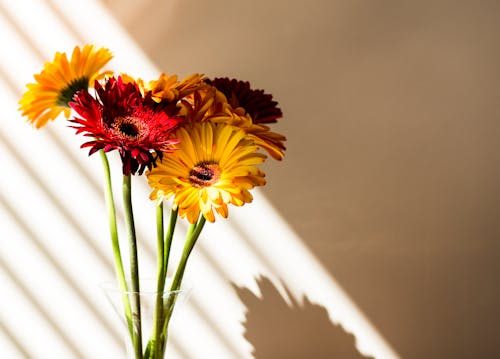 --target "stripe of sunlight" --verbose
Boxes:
[0,102,124,352]
[0,250,76,358]
[0,183,124,351]
[48,0,161,79]
[0,6,115,275]
[0,196,121,359]
[0,0,75,72]
[0,319,32,359]
[0,213,42,359]
[0,13,125,356]
[0,168,97,358]
[0,71,116,288]
[0,81,124,357]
